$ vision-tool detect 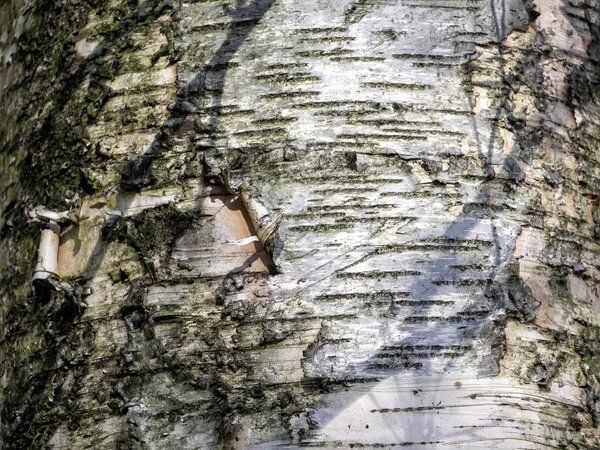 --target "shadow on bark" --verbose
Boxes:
[8,0,599,448]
